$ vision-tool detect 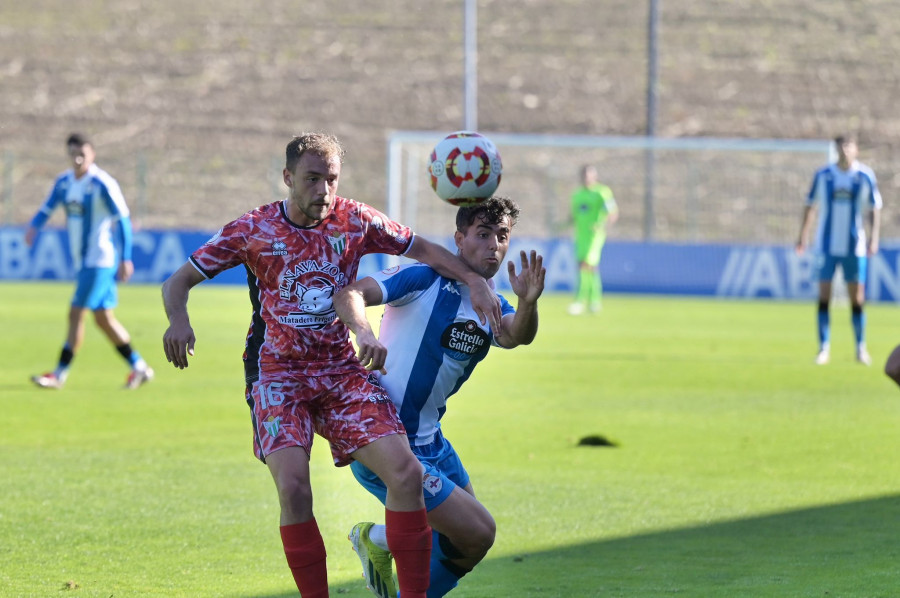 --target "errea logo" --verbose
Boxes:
[272,240,288,256]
